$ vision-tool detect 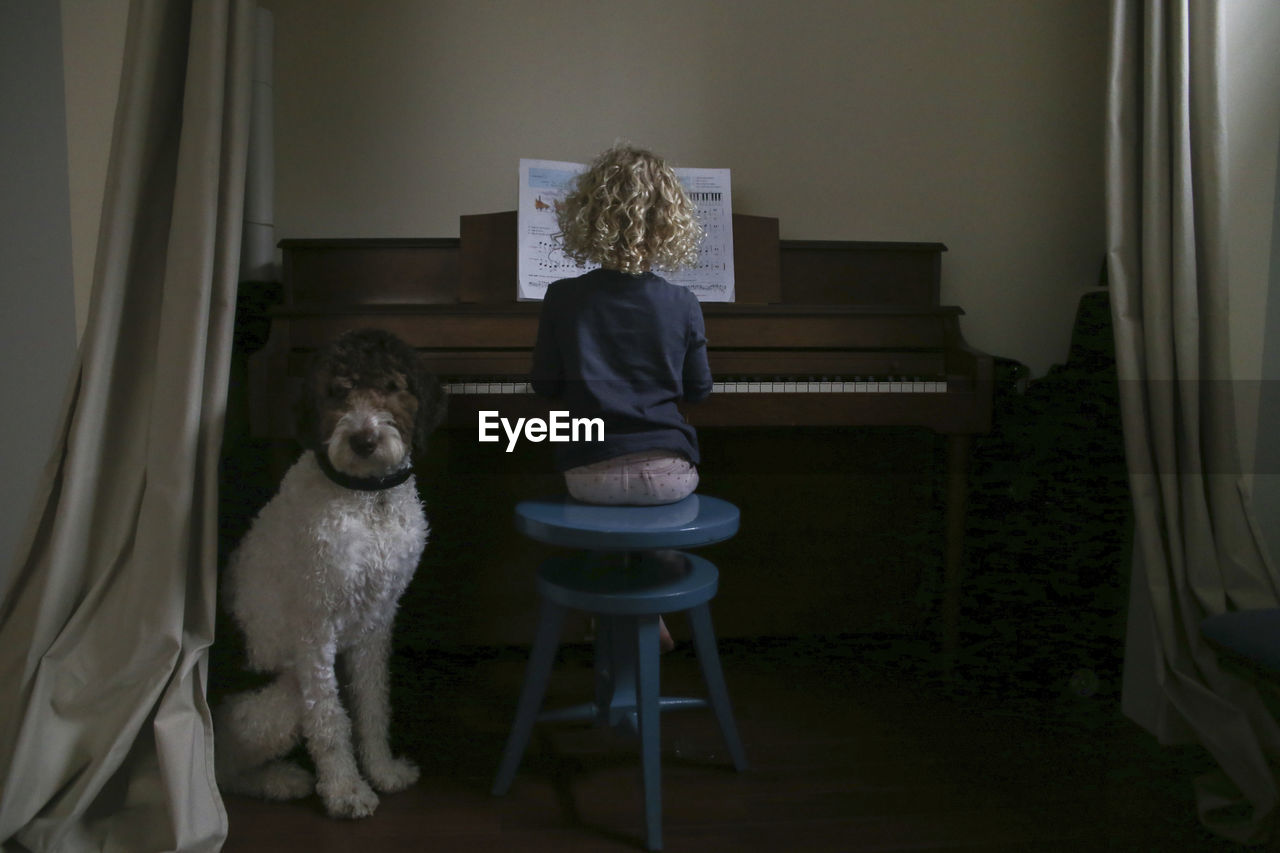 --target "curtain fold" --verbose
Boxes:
[0,2,253,850]
[1107,0,1280,844]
